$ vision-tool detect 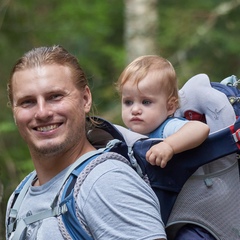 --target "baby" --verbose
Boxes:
[116,55,210,168]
